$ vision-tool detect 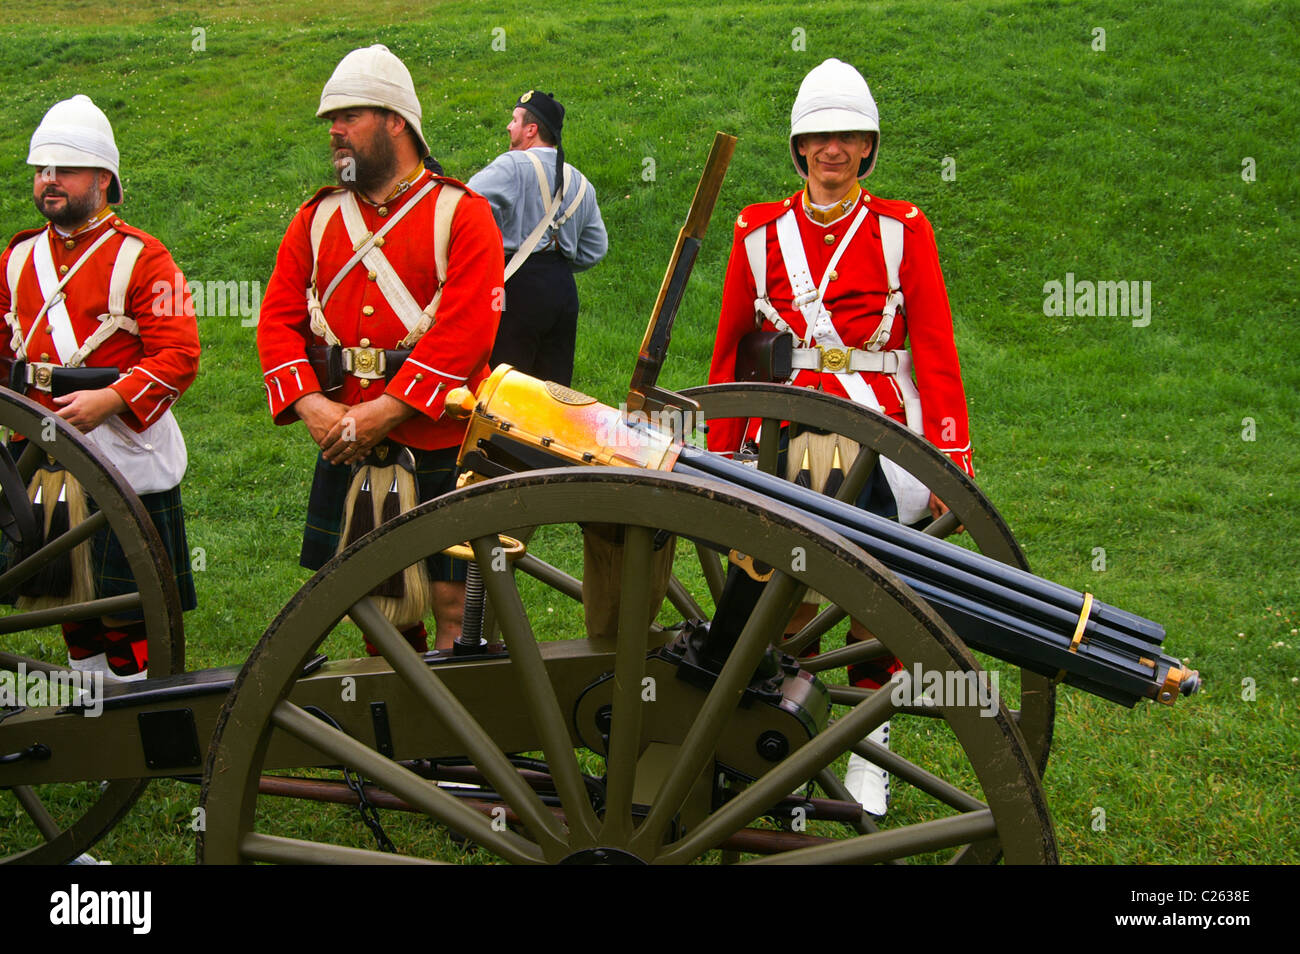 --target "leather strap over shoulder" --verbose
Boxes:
[525,149,551,206]
[10,229,143,367]
[523,150,578,215]
[865,214,905,351]
[107,236,145,320]
[746,223,798,340]
[326,179,438,309]
[306,193,347,347]
[555,169,587,226]
[28,227,119,365]
[744,226,768,300]
[431,183,463,289]
[67,235,146,367]
[505,151,576,281]
[398,183,464,349]
[304,179,453,350]
[880,214,903,290]
[774,206,868,346]
[4,235,41,360]
[309,191,347,290]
